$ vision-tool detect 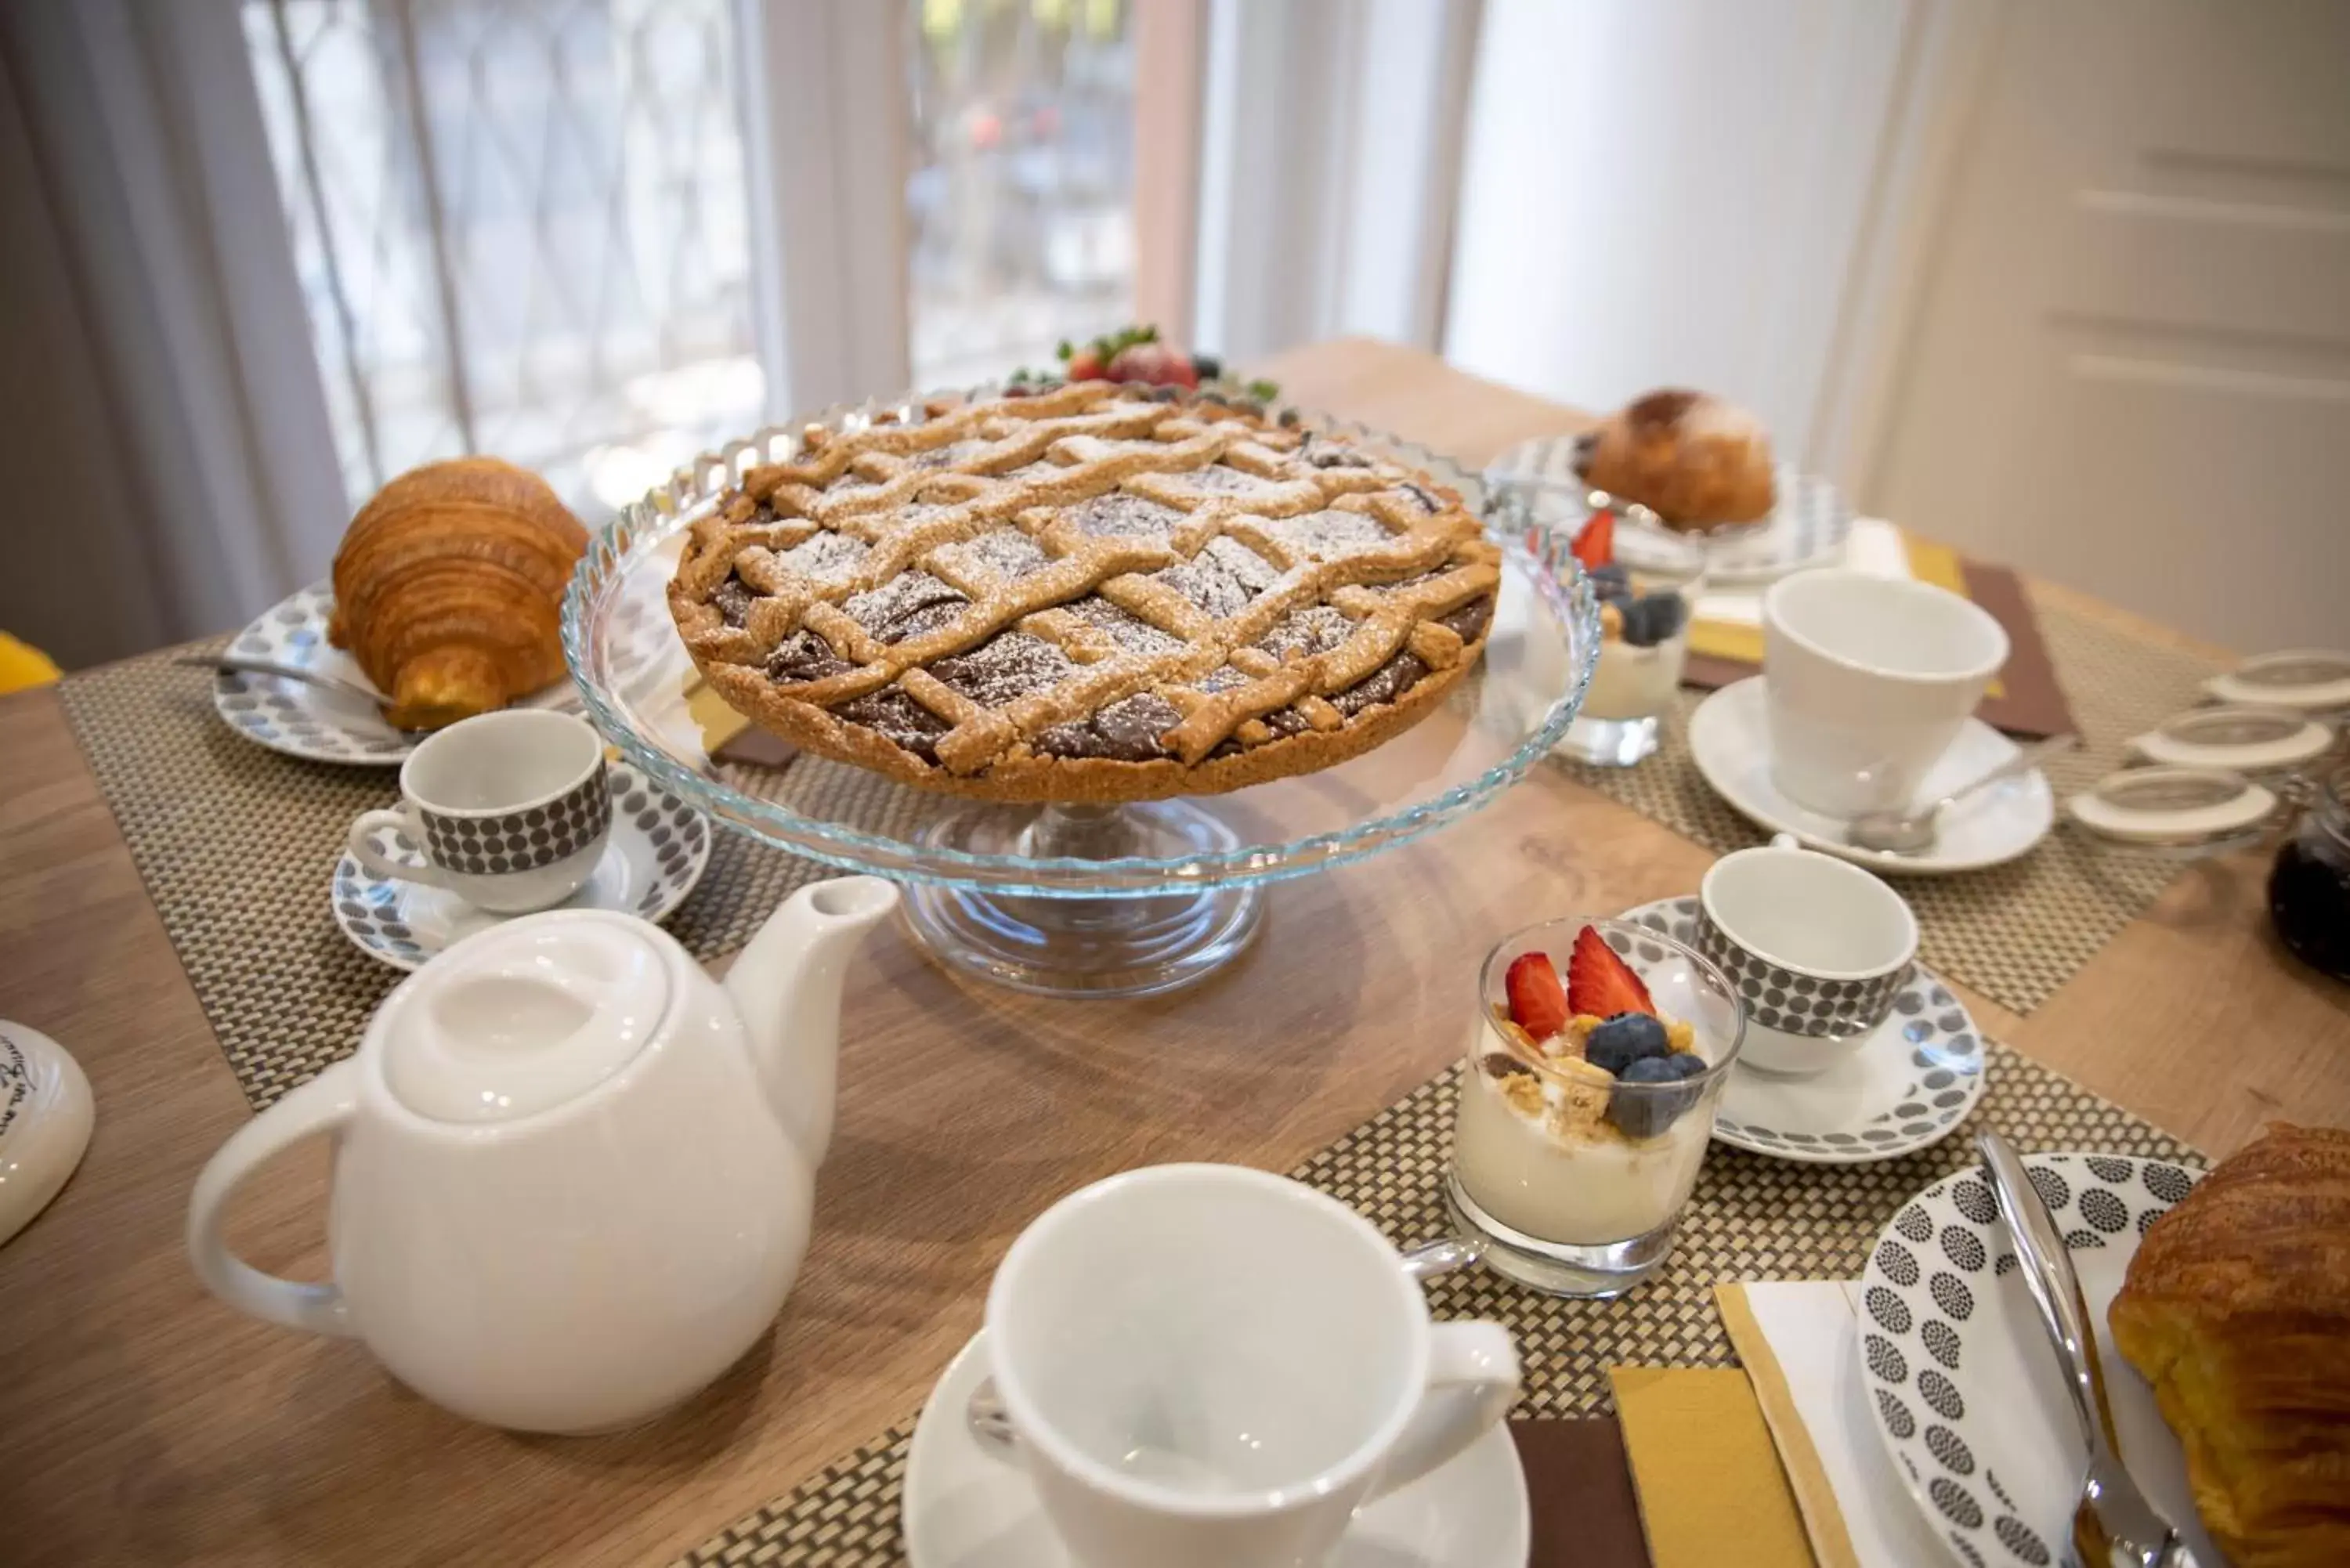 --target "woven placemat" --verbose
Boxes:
[1561,594,2221,1015]
[680,1041,2196,1566]
[56,645,852,1108]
